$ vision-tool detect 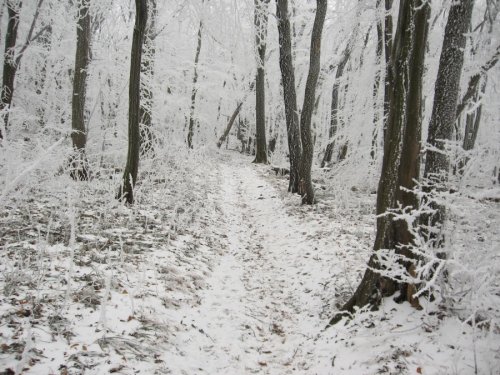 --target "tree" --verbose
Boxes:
[0,0,46,139]
[216,81,255,148]
[187,2,203,149]
[0,1,22,139]
[119,0,148,204]
[140,0,157,156]
[253,0,271,164]
[330,0,430,324]
[458,3,499,165]
[321,1,364,168]
[276,0,301,193]
[423,0,475,244]
[70,0,91,180]
[298,0,327,204]
[382,0,394,142]
[321,43,350,168]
